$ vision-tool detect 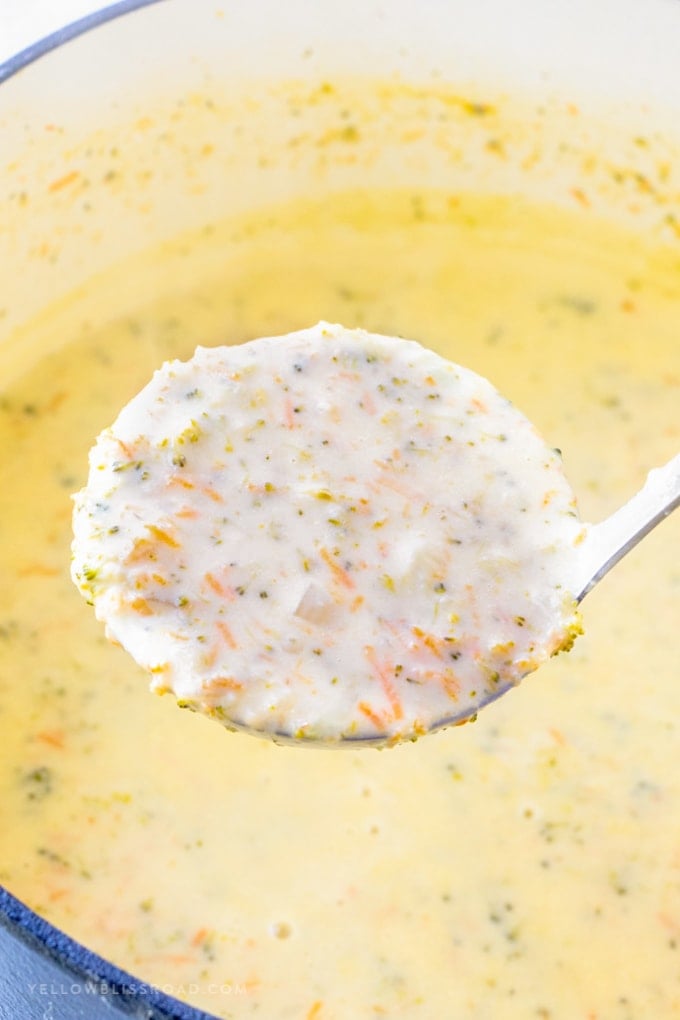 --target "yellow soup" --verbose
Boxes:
[0,187,679,1020]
